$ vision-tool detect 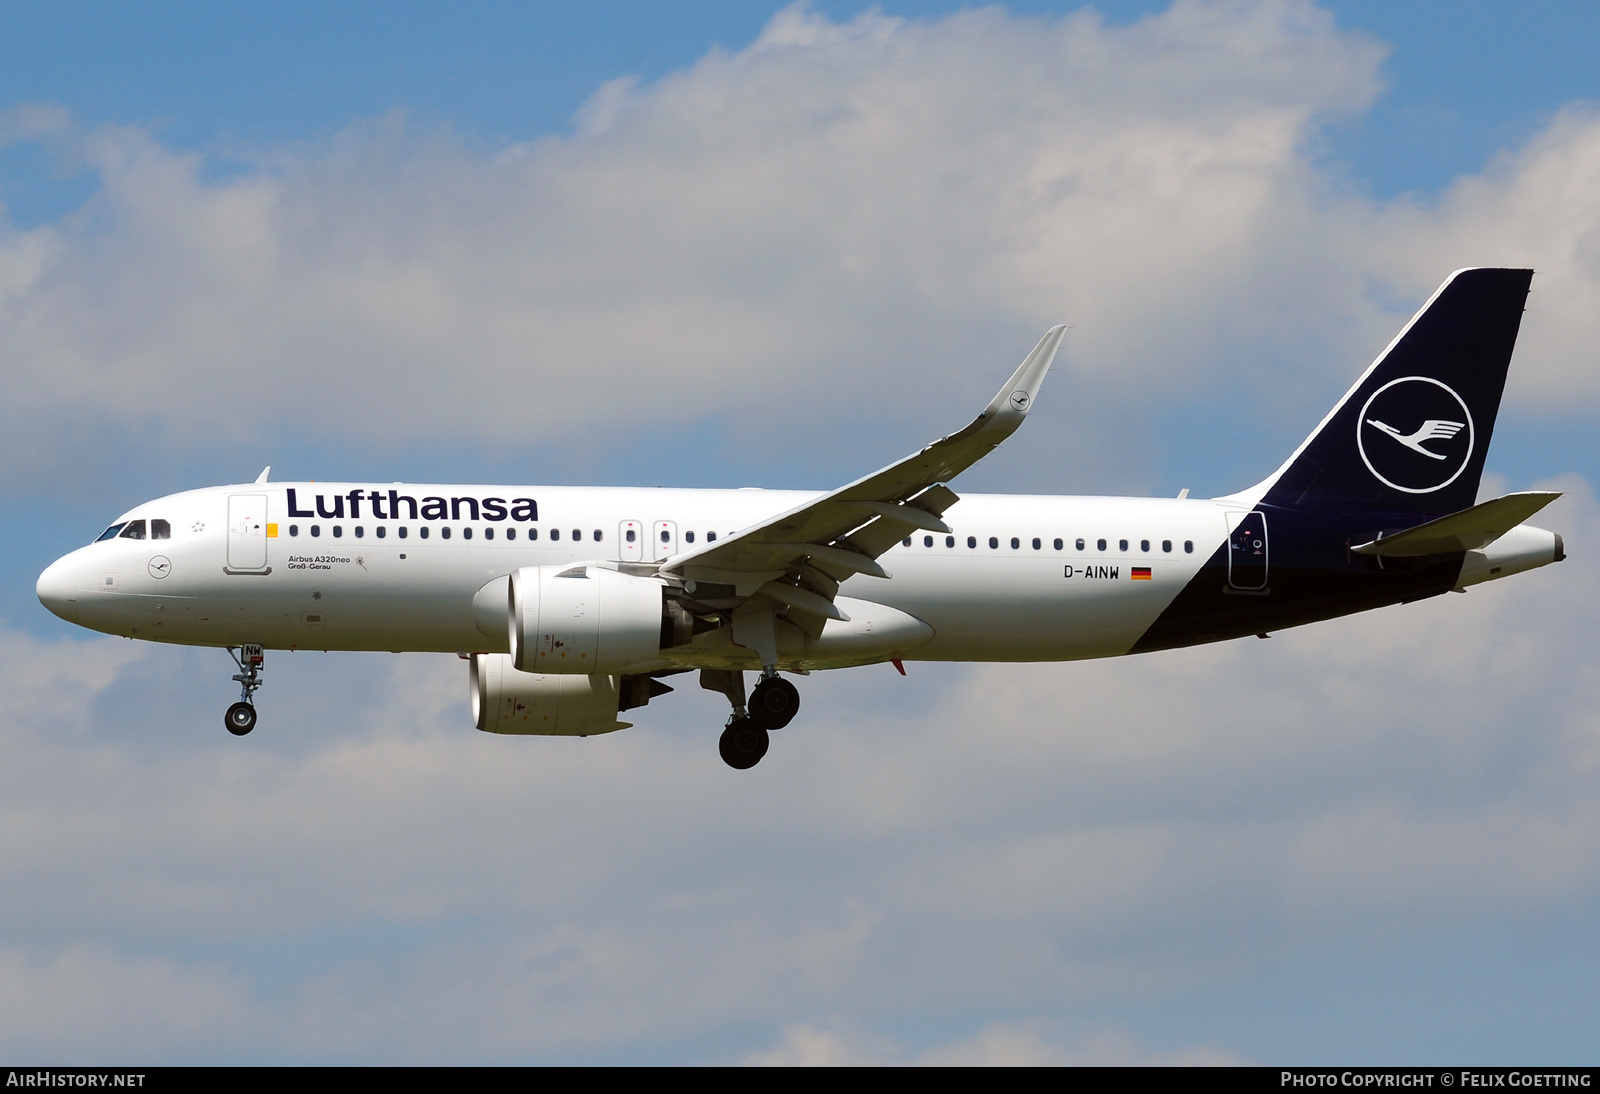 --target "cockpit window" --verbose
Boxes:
[151,519,171,540]
[118,520,147,540]
[95,523,127,542]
